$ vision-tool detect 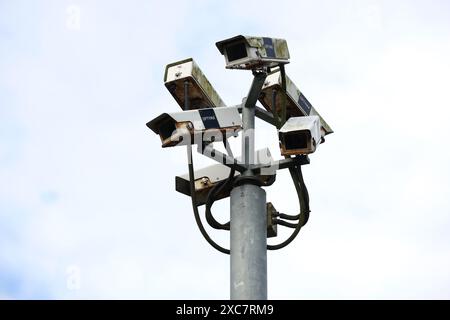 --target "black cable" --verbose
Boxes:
[204,178,232,230]
[295,164,310,225]
[186,144,230,254]
[205,140,234,230]
[276,220,298,229]
[277,213,300,221]
[267,162,310,250]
